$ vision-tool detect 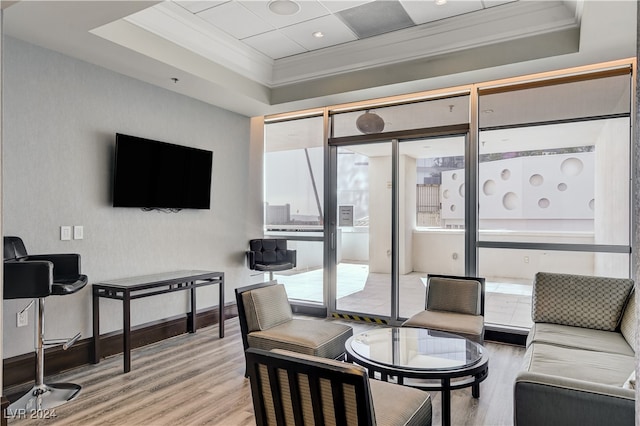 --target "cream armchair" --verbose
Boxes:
[235,281,353,372]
